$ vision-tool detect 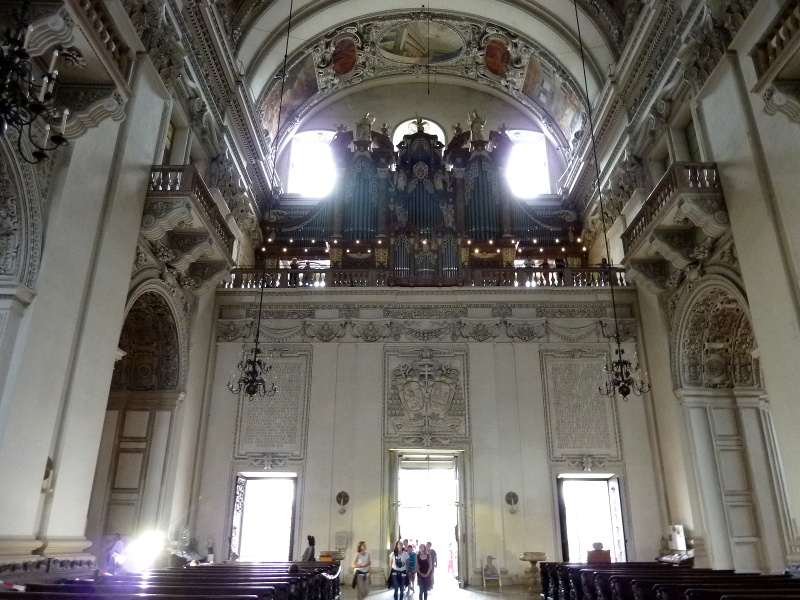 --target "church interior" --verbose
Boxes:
[3,0,800,587]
